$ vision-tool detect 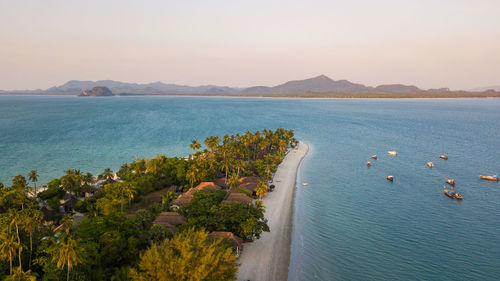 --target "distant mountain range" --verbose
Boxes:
[1,75,499,98]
